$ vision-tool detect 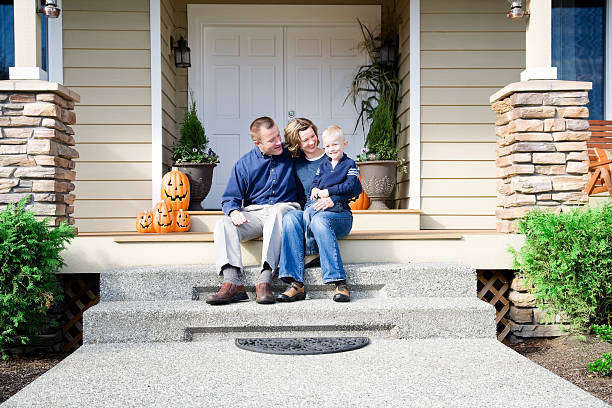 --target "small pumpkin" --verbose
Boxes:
[161,170,190,211]
[153,201,175,233]
[136,210,154,233]
[349,174,370,210]
[175,209,191,232]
